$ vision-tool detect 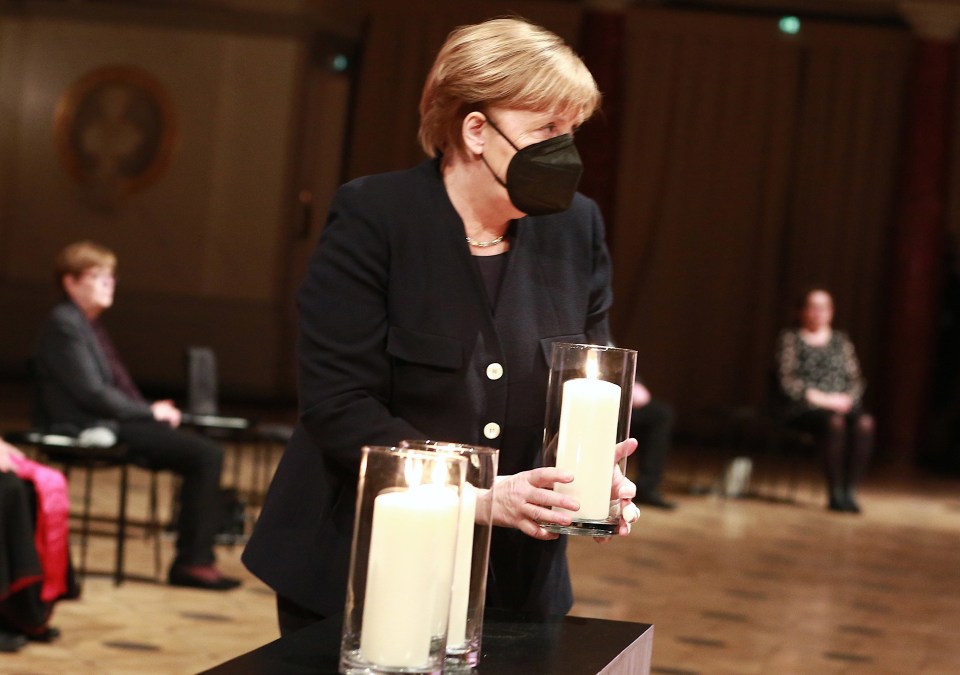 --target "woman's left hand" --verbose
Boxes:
[490,467,581,540]
[595,437,640,543]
